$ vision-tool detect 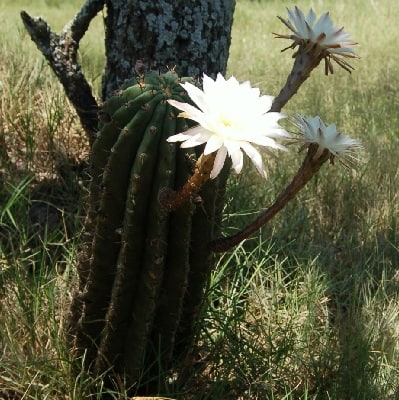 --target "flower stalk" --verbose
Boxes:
[210,143,331,253]
[270,44,324,113]
[160,151,216,210]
